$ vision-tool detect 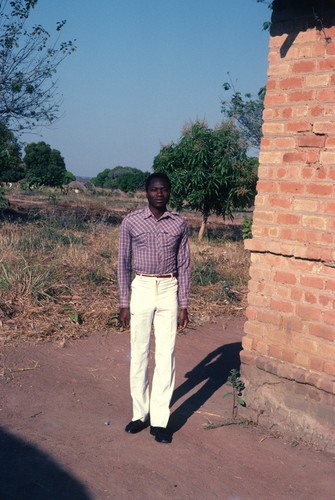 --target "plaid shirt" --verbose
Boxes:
[117,206,191,308]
